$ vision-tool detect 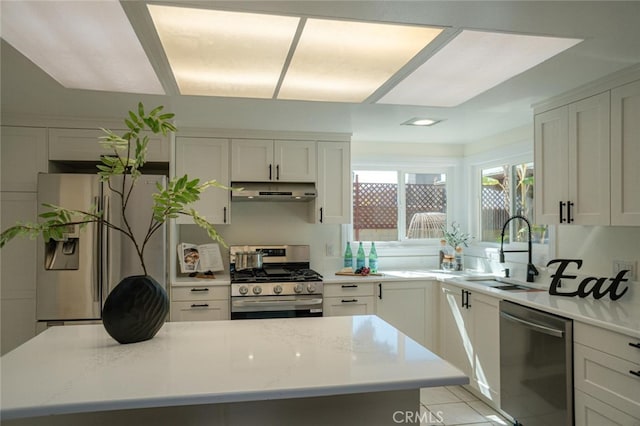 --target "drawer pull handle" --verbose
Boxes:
[629,342,640,349]
[190,288,209,292]
[630,370,640,378]
[341,299,358,303]
[341,284,358,288]
[190,303,209,308]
